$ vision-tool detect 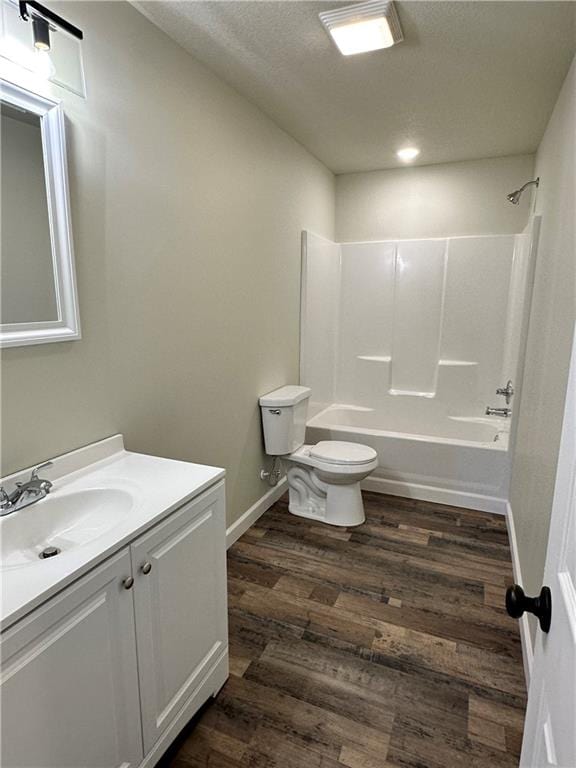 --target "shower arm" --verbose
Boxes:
[518,178,539,194]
